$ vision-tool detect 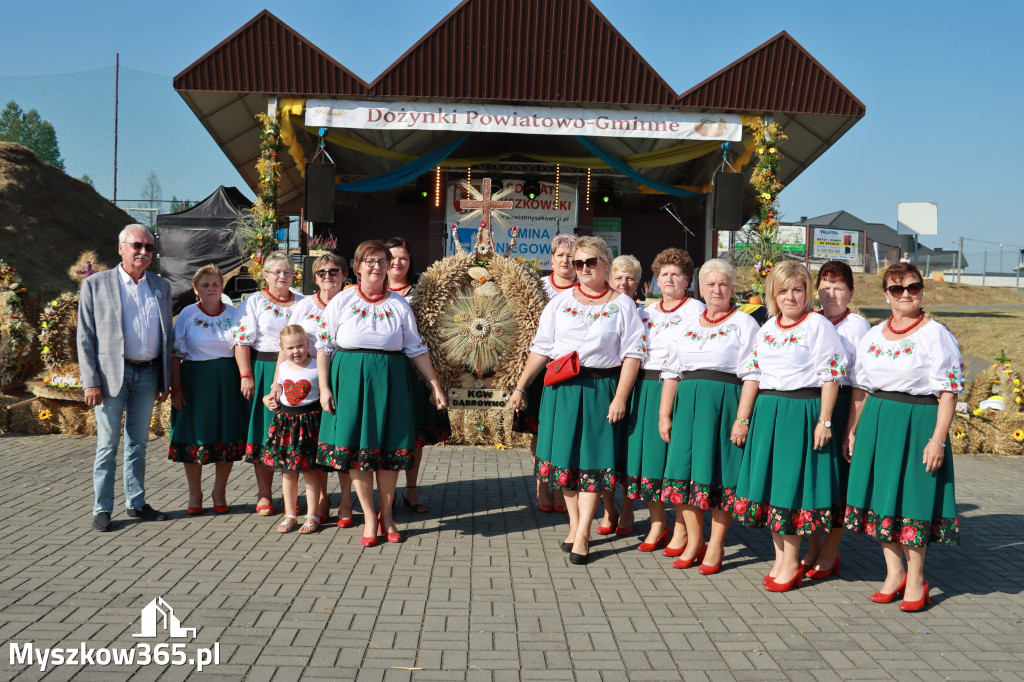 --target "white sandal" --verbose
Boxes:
[276,514,298,533]
[299,514,321,534]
